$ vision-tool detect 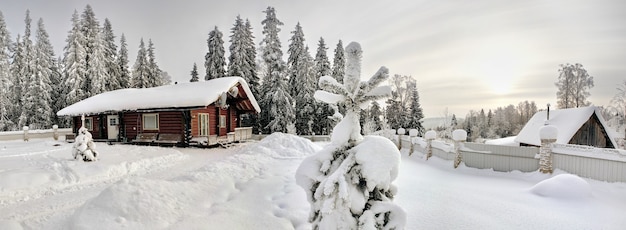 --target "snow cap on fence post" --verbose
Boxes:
[425,130,436,140]
[409,129,418,137]
[397,128,406,135]
[53,125,59,141]
[452,129,467,168]
[452,129,467,142]
[539,125,557,174]
[539,125,558,140]
[23,126,29,142]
